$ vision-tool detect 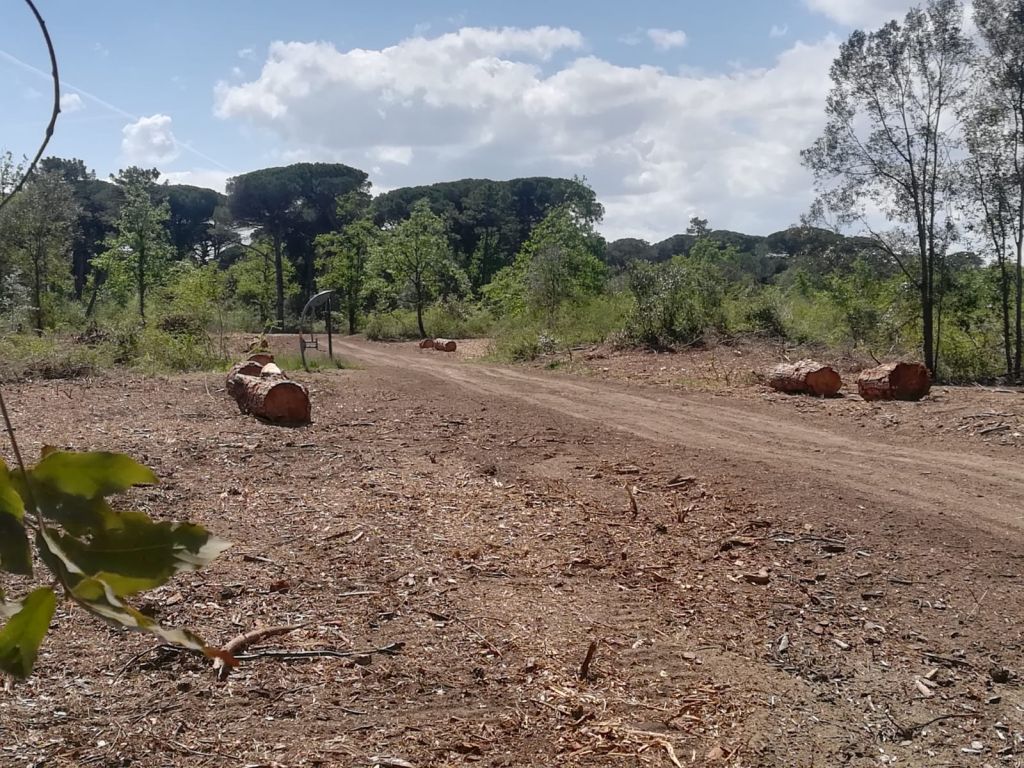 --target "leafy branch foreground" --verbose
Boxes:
[0,446,233,678]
